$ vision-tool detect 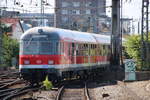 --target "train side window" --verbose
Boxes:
[101,45,104,56]
[95,44,98,55]
[107,45,111,56]
[103,45,106,56]
[76,43,79,56]
[94,44,97,56]
[108,45,111,56]
[78,44,80,56]
[68,43,71,56]
[106,45,108,56]
[58,42,61,54]
[90,44,92,56]
[83,44,88,56]
[61,42,64,54]
[53,42,59,55]
[98,44,101,56]
[90,44,92,55]
[72,43,75,48]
